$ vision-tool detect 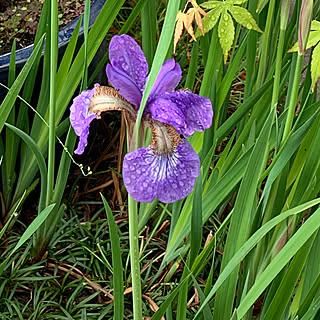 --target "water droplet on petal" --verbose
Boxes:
[247,23,252,29]
[224,14,228,21]
[146,157,153,164]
